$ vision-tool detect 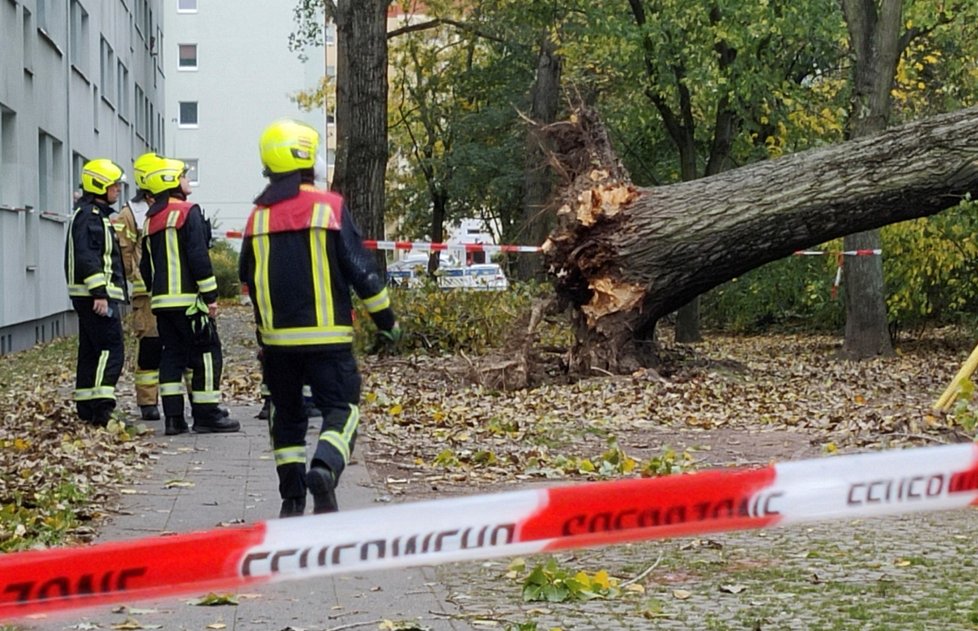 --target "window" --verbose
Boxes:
[0,105,17,206]
[182,159,199,184]
[178,43,197,69]
[69,0,89,73]
[117,62,129,118]
[35,0,65,46]
[71,152,87,201]
[178,0,198,12]
[326,65,336,78]
[23,7,33,74]
[178,101,198,127]
[100,38,115,103]
[37,131,63,213]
